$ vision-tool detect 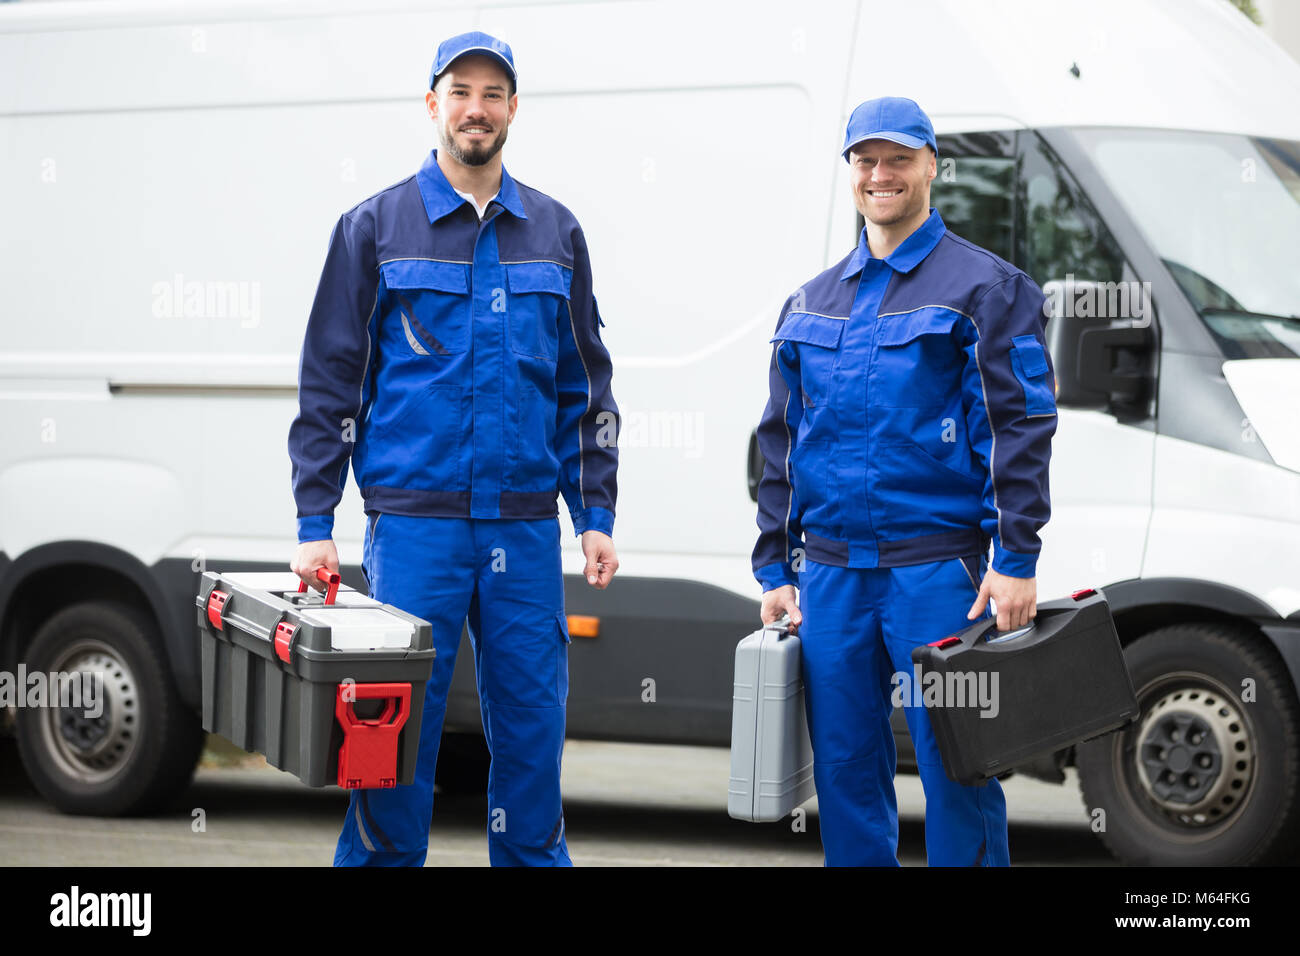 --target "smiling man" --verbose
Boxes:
[288,31,619,867]
[753,97,1057,866]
